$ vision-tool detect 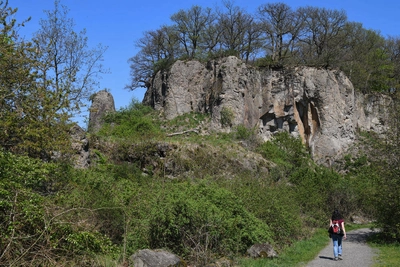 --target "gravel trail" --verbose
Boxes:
[305,228,379,267]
